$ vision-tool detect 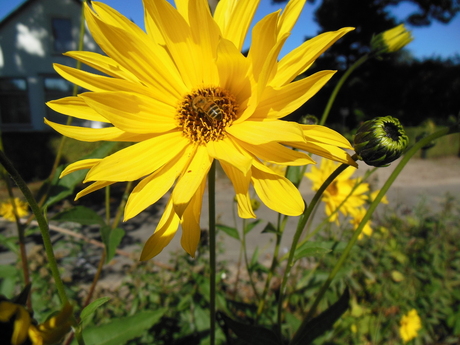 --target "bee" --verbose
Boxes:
[192,95,224,121]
